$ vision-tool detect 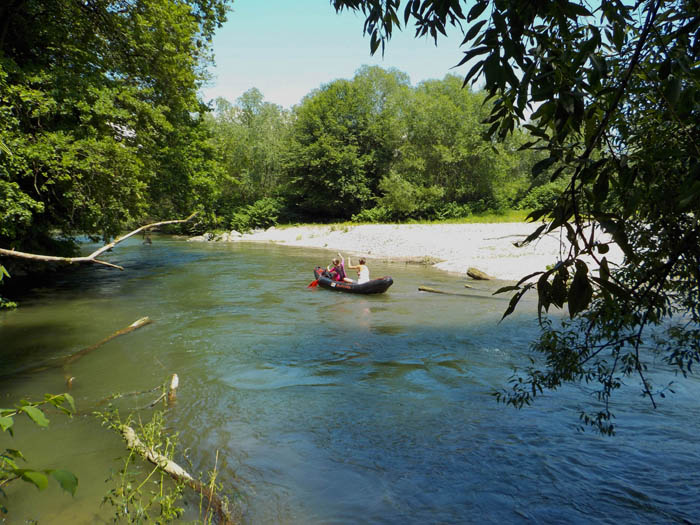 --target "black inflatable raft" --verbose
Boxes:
[313,267,393,294]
